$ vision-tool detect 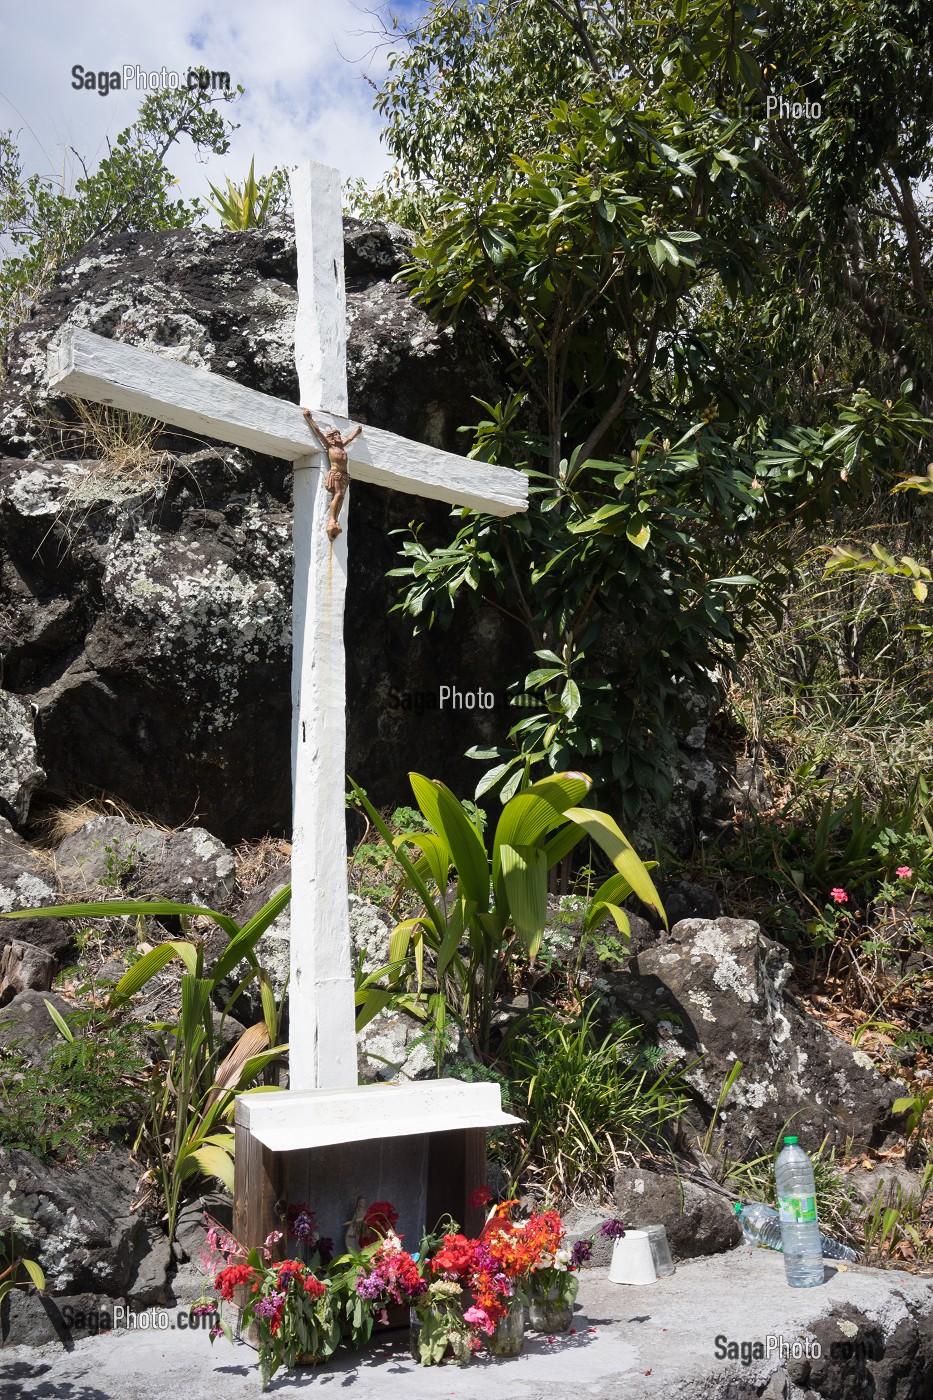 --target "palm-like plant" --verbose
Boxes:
[352,770,664,1057]
[1,888,290,1238]
[207,157,281,229]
